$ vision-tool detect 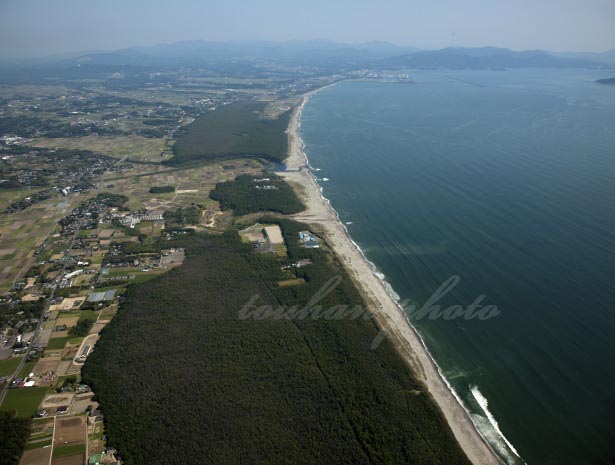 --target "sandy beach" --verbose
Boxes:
[280,92,503,465]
